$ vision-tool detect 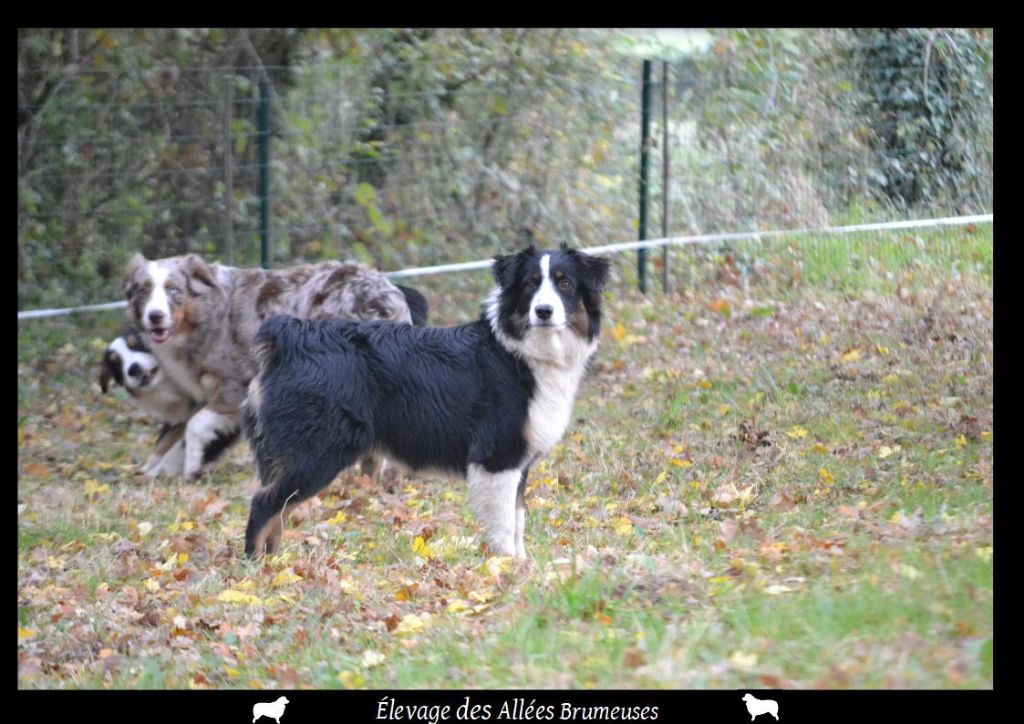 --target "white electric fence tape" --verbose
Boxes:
[18,213,992,320]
